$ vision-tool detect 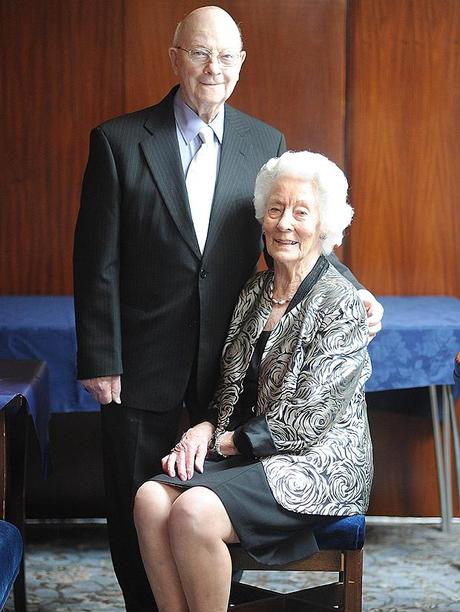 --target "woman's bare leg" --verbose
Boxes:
[133,481,188,612]
[169,487,239,612]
